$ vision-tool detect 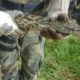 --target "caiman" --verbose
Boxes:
[14,13,80,40]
